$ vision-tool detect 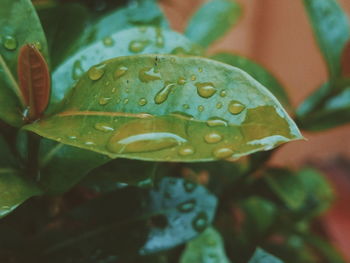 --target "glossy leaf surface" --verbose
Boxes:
[26,55,302,162]
[0,0,49,126]
[51,27,202,107]
[18,44,50,120]
[248,248,284,263]
[303,0,350,78]
[185,0,242,47]
[39,177,217,261]
[211,53,290,109]
[180,227,231,263]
